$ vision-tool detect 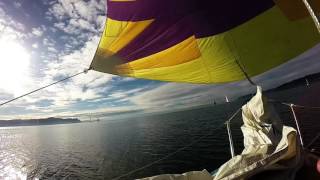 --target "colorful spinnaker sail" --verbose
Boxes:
[90,0,320,84]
